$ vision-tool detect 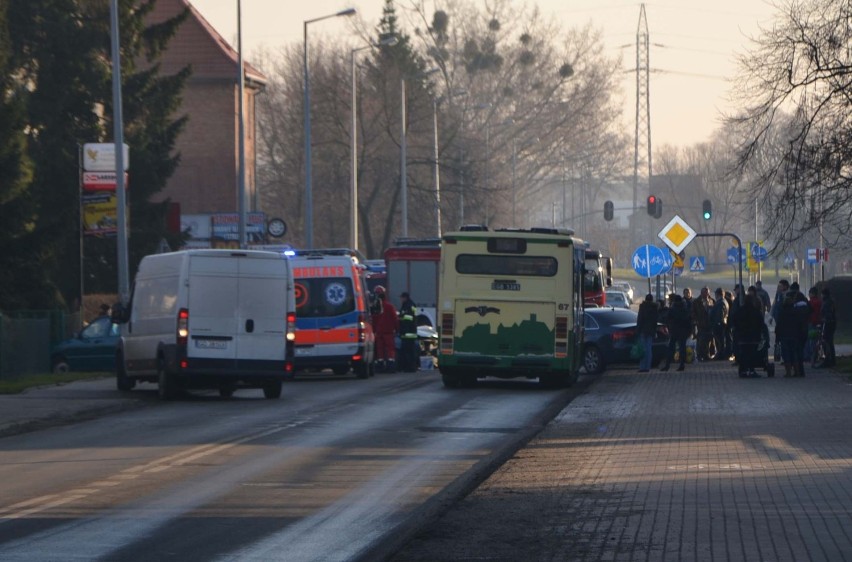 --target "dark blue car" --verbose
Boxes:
[582,308,669,374]
[50,316,120,373]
